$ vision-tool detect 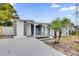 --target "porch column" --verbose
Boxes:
[41,25,44,35]
[67,26,70,36]
[34,24,36,37]
[45,25,48,36]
